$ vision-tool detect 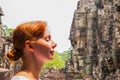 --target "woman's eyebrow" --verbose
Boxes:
[44,35,51,38]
